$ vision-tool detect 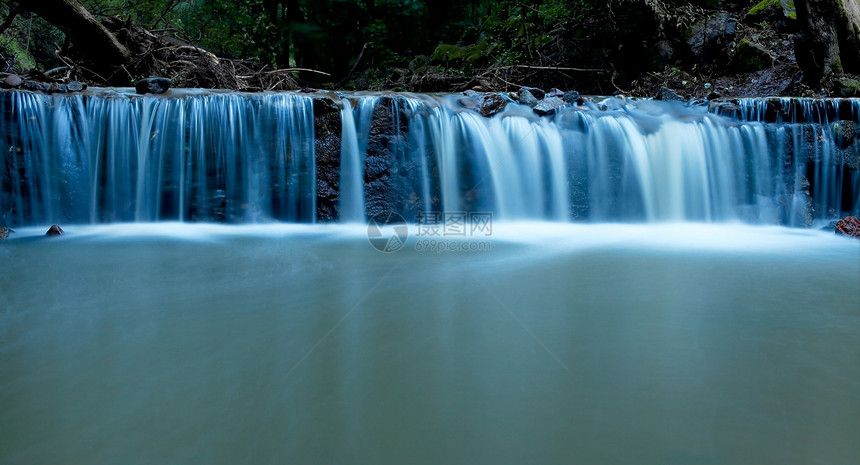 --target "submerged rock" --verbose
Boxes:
[0,226,13,239]
[835,216,860,238]
[533,96,566,116]
[45,225,64,236]
[135,77,171,95]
